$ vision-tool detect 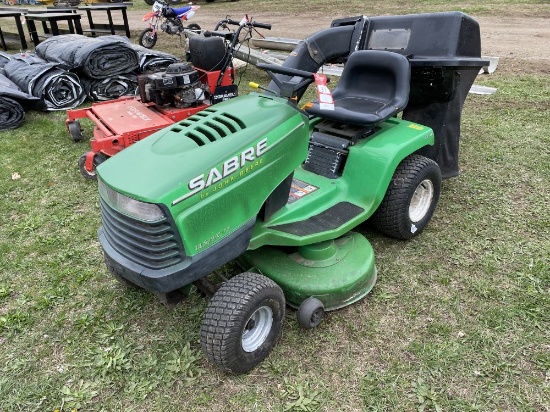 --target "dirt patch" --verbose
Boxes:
[124,7,550,75]
[476,16,550,75]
